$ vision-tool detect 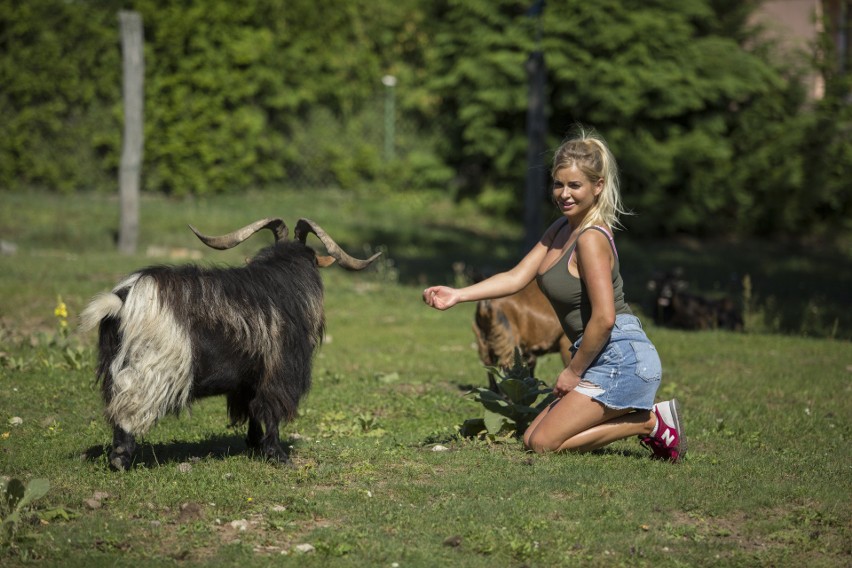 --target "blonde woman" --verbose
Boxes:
[423,128,685,461]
